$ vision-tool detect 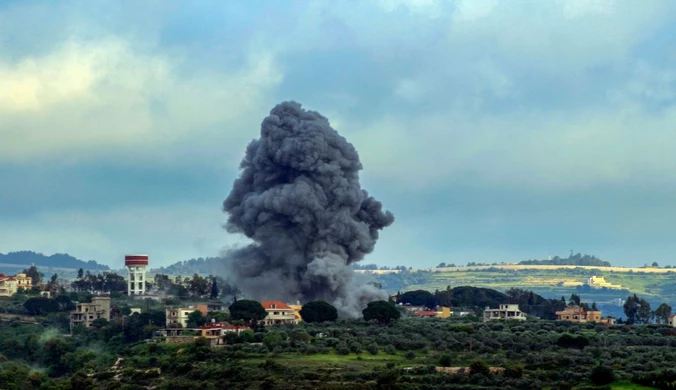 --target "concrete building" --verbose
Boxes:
[125,254,149,295]
[261,301,299,326]
[555,305,602,323]
[166,305,208,328]
[200,323,251,345]
[288,304,303,322]
[0,273,32,297]
[586,275,622,289]
[70,297,111,331]
[483,304,527,322]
